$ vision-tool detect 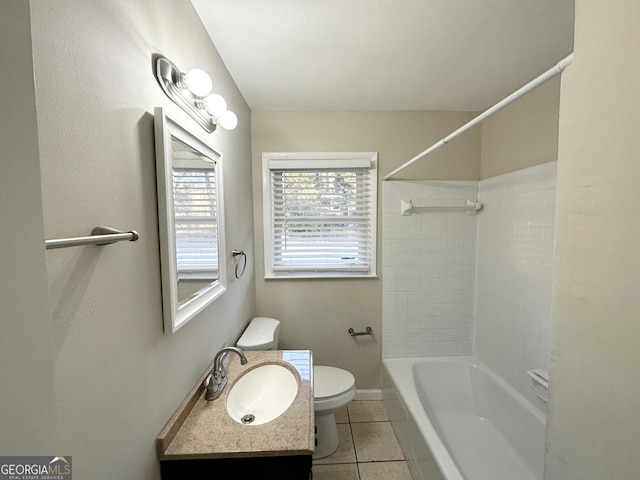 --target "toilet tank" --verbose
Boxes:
[236,317,280,350]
